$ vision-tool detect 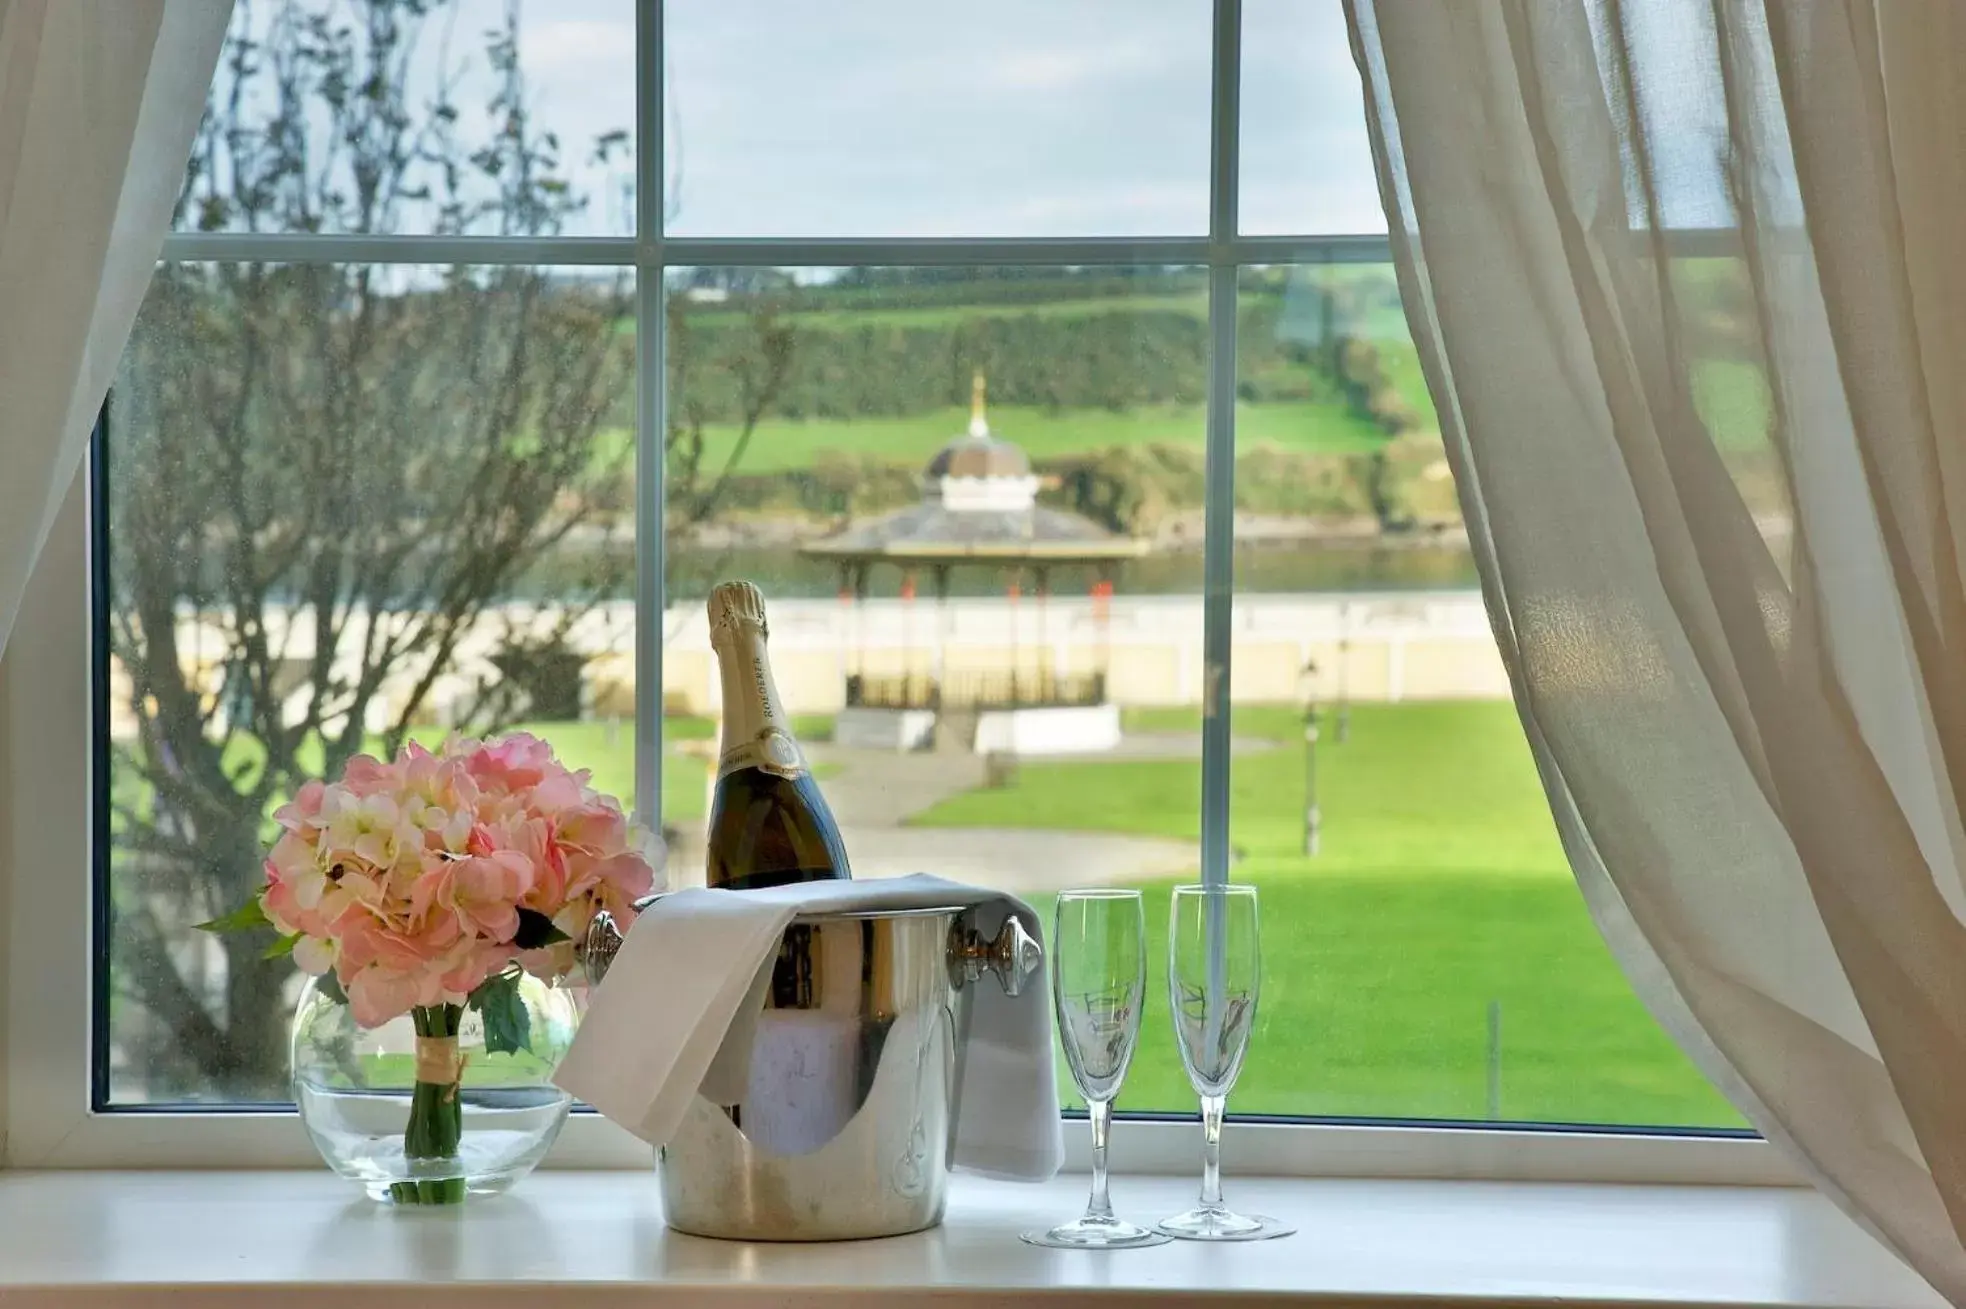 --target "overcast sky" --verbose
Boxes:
[204,0,1739,240]
[463,0,1385,238]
